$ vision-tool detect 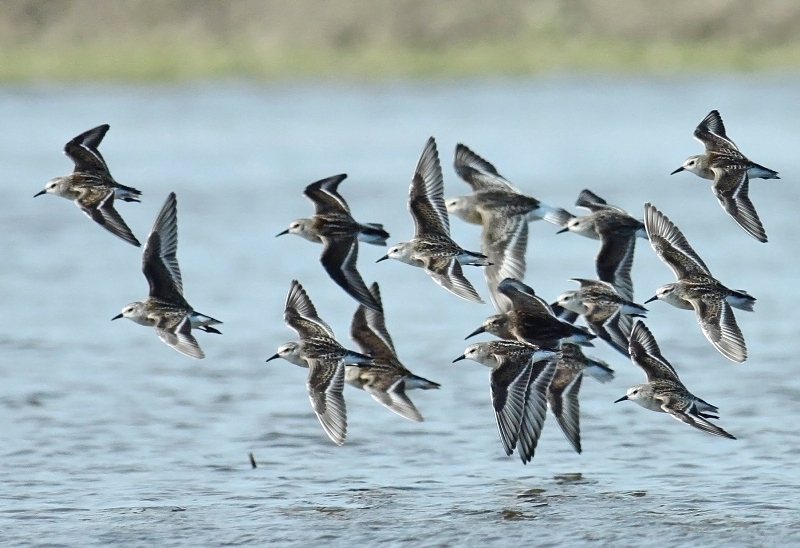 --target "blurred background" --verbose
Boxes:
[3,2,800,546]
[3,0,800,80]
